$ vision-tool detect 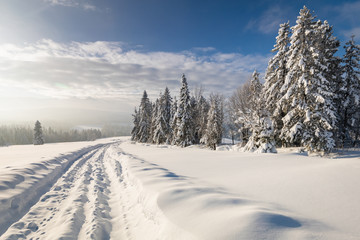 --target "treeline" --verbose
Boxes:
[227,6,360,153]
[131,74,224,150]
[131,6,360,154]
[0,125,101,146]
[102,124,132,138]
